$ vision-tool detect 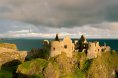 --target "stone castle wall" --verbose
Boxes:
[50,36,74,58]
[50,41,63,57]
[62,36,74,57]
[87,42,101,59]
[48,34,111,59]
